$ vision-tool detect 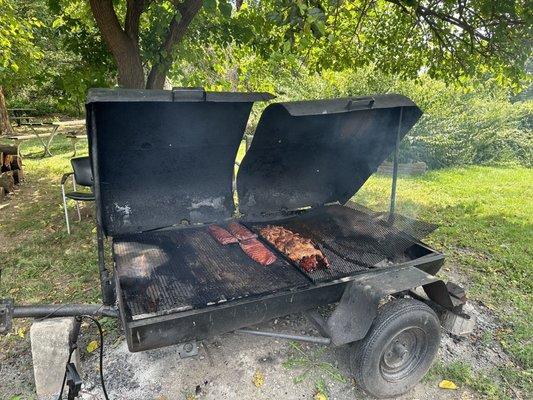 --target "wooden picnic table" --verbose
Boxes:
[8,108,36,126]
[7,119,85,157]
